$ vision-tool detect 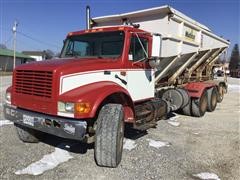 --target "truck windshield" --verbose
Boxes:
[61,31,125,58]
